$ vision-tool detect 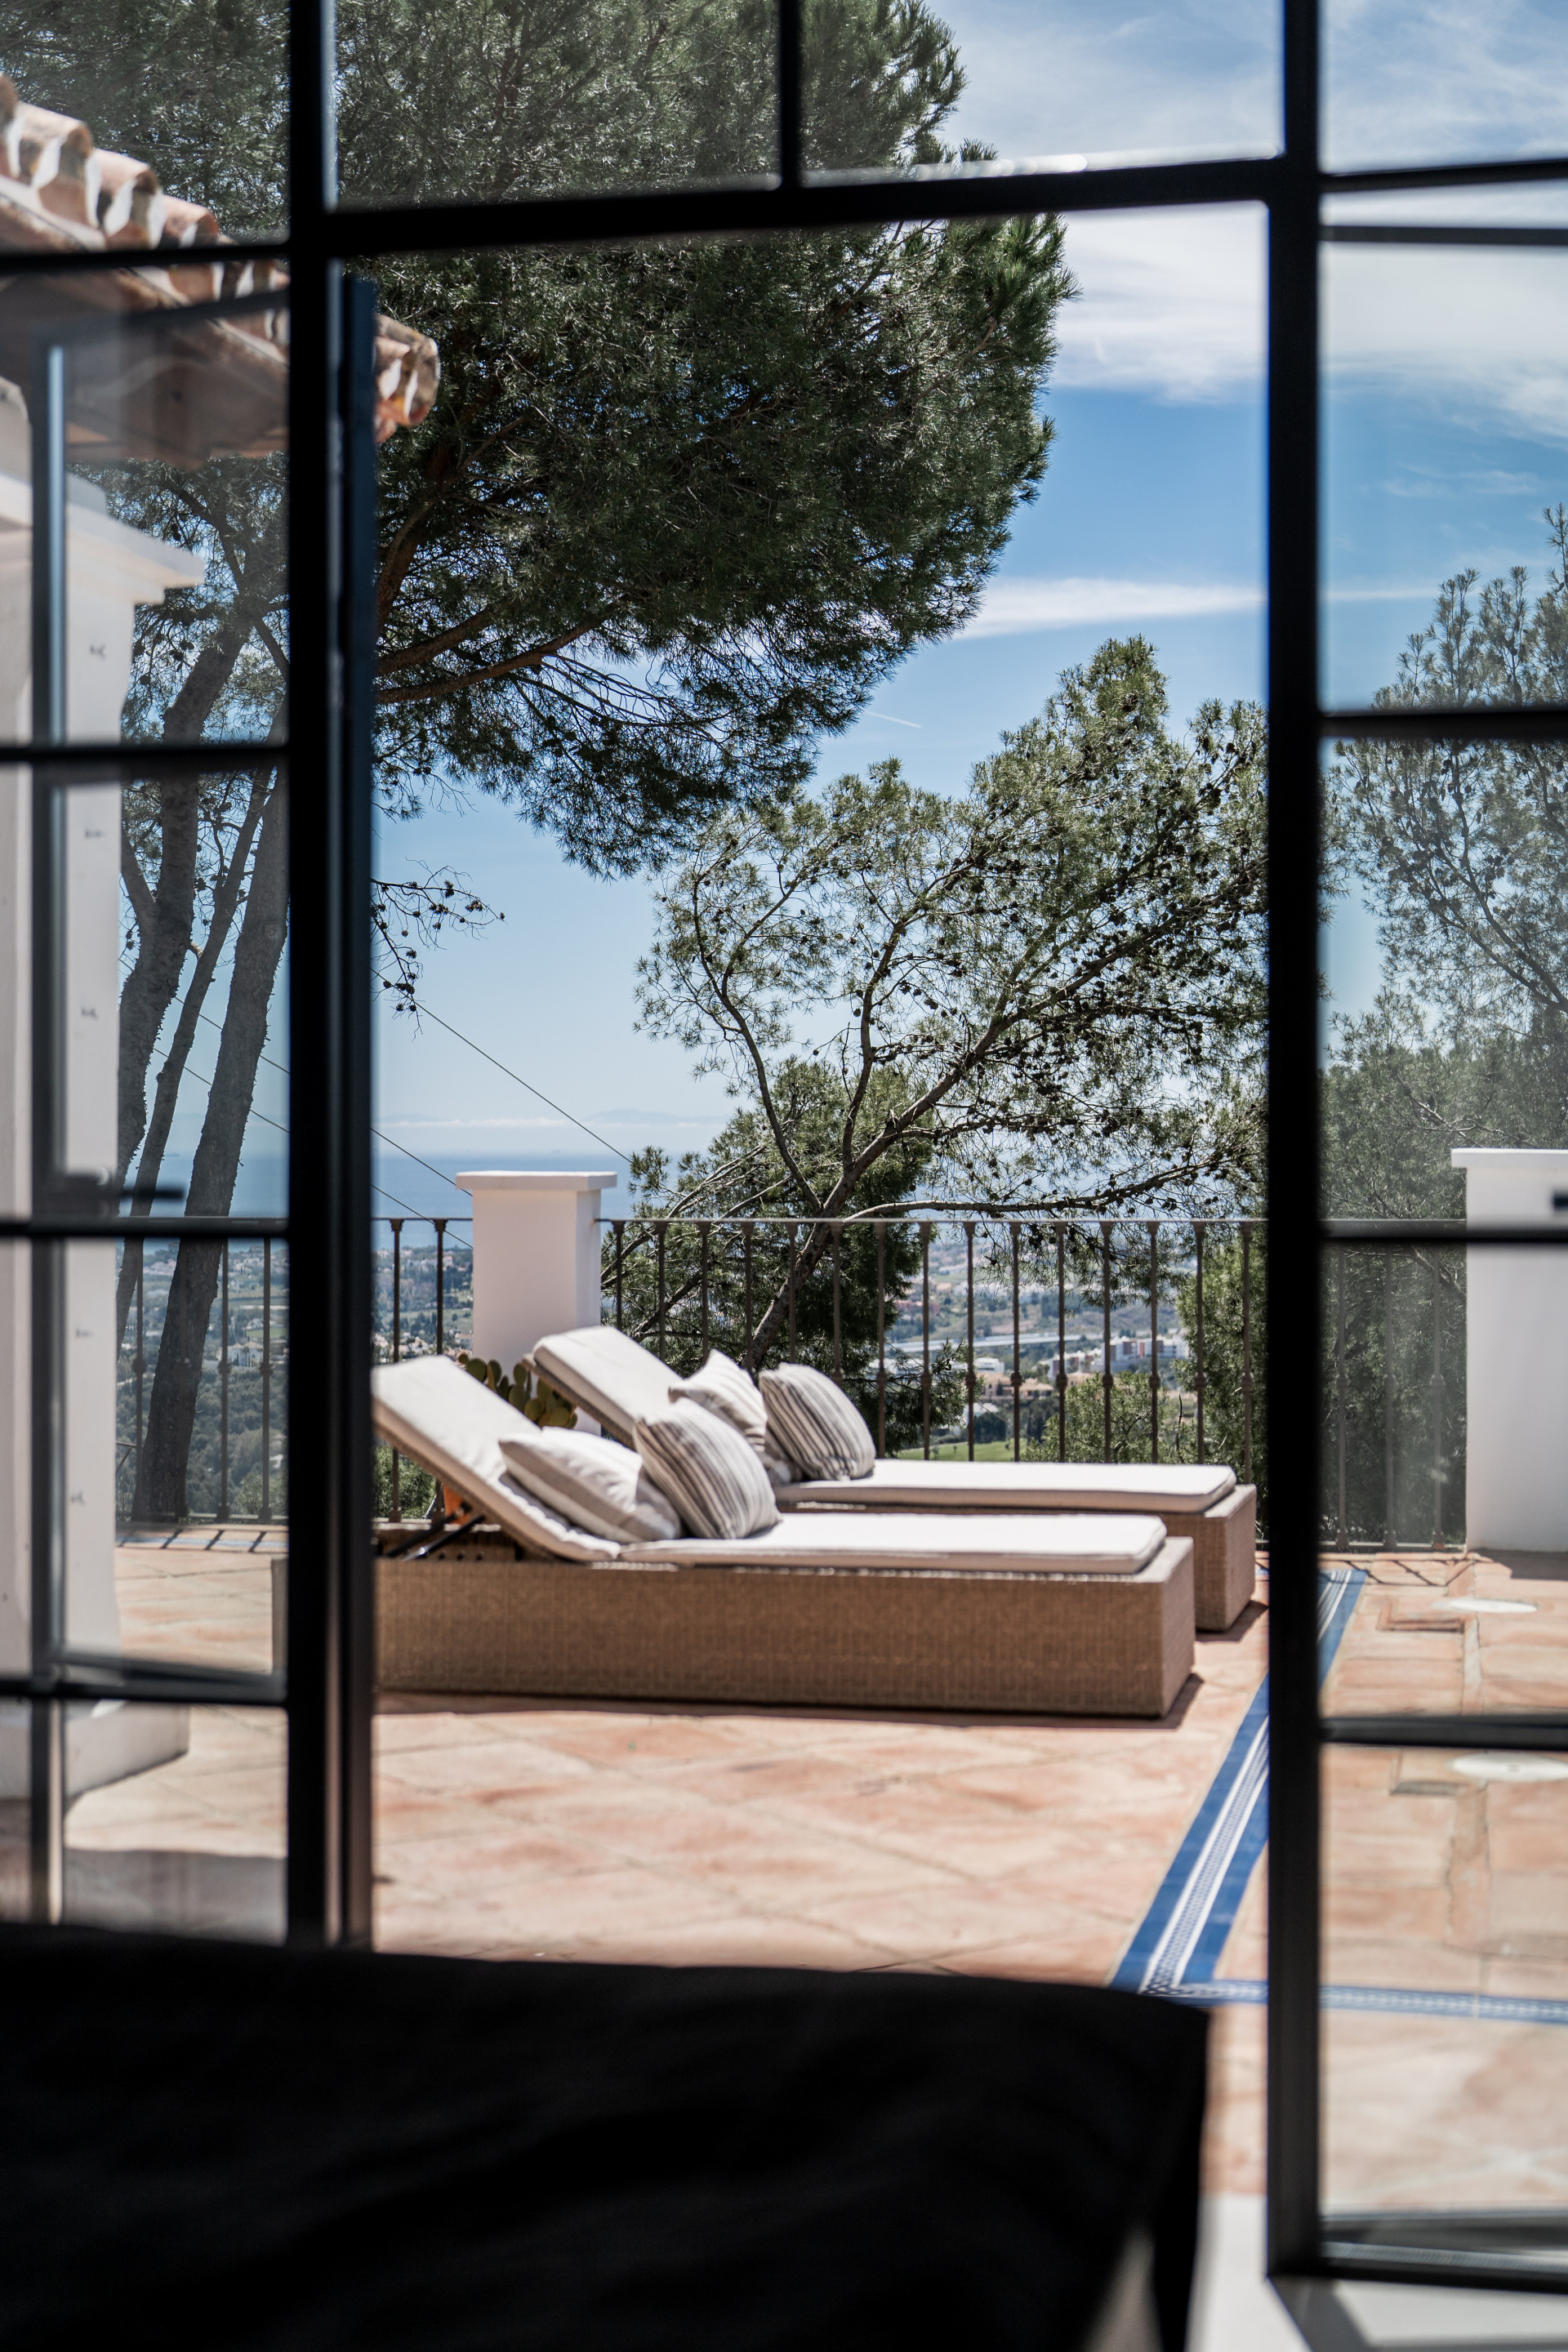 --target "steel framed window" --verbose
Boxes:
[9,0,1567,2299]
